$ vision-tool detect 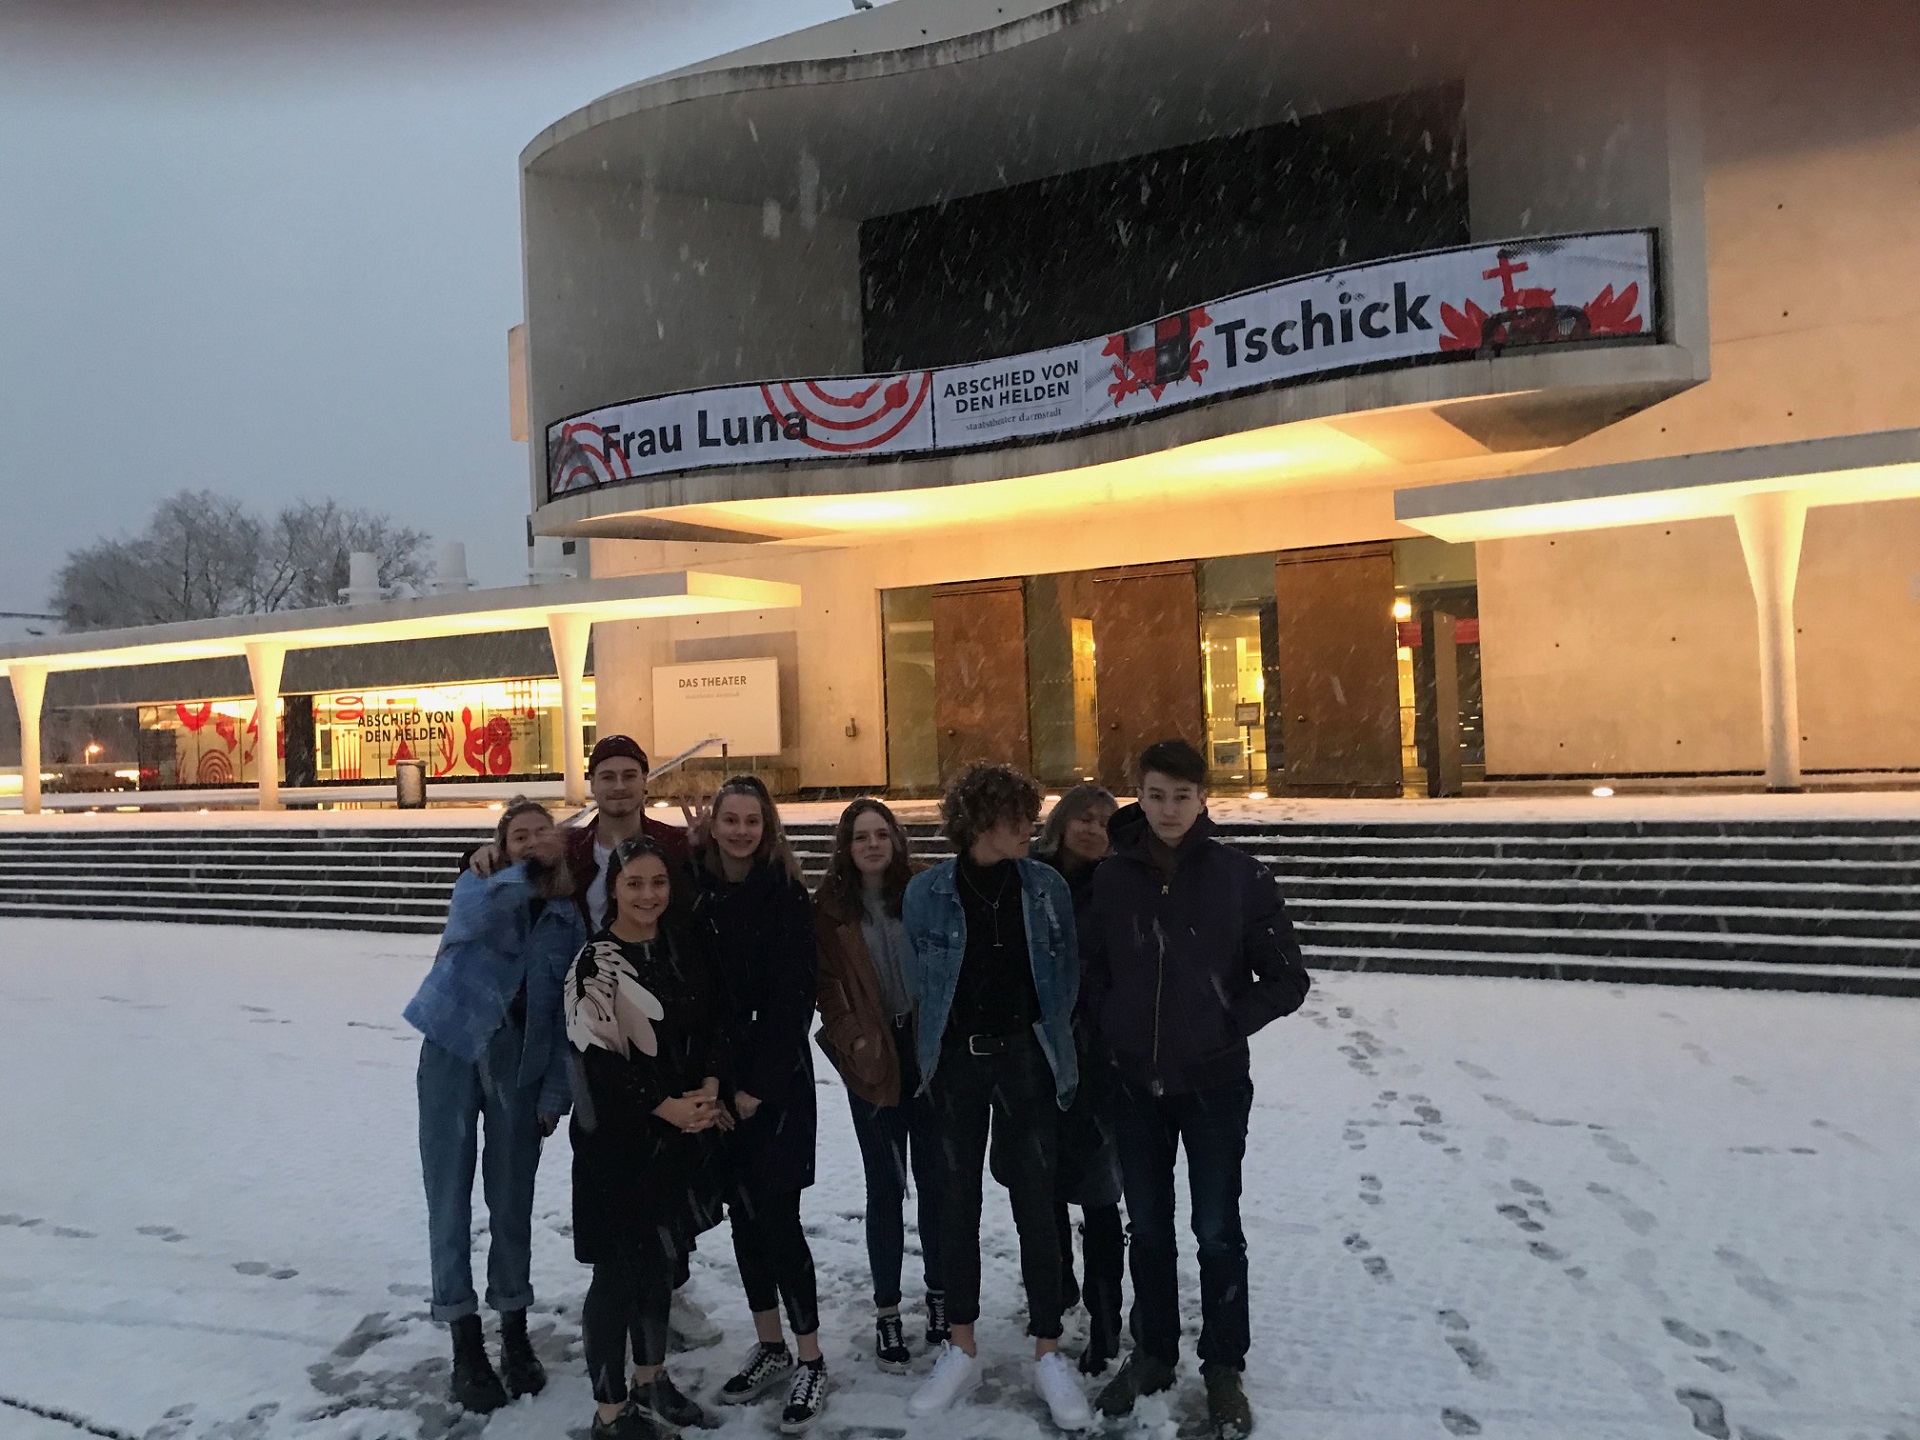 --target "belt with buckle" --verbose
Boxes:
[964,1032,1017,1057]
